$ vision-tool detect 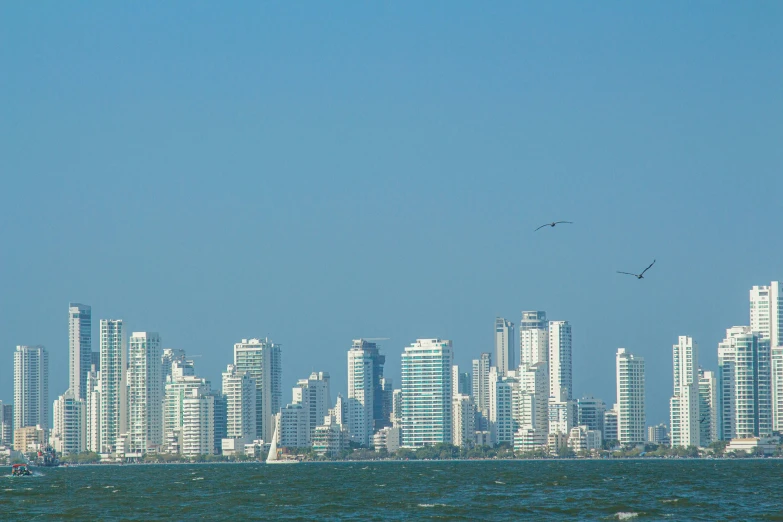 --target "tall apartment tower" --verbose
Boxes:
[293,372,332,433]
[718,326,773,439]
[520,311,548,366]
[128,332,163,456]
[0,402,13,447]
[233,338,282,443]
[495,318,515,375]
[347,341,374,446]
[99,319,126,453]
[751,282,783,431]
[549,321,573,400]
[401,339,453,447]
[347,339,388,438]
[68,303,92,401]
[750,282,782,349]
[472,353,492,429]
[13,345,49,430]
[222,364,257,442]
[51,389,86,456]
[698,368,719,447]
[616,348,645,445]
[669,336,700,448]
